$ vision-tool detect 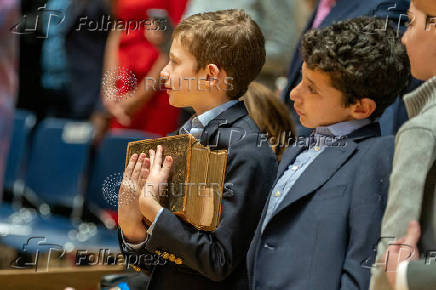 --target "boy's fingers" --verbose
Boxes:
[404,220,421,247]
[388,222,421,262]
[149,149,155,169]
[124,154,138,179]
[141,158,150,180]
[155,145,163,168]
[388,237,406,254]
[402,220,421,259]
[161,156,173,178]
[131,153,146,181]
[143,158,150,170]
[138,168,149,189]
